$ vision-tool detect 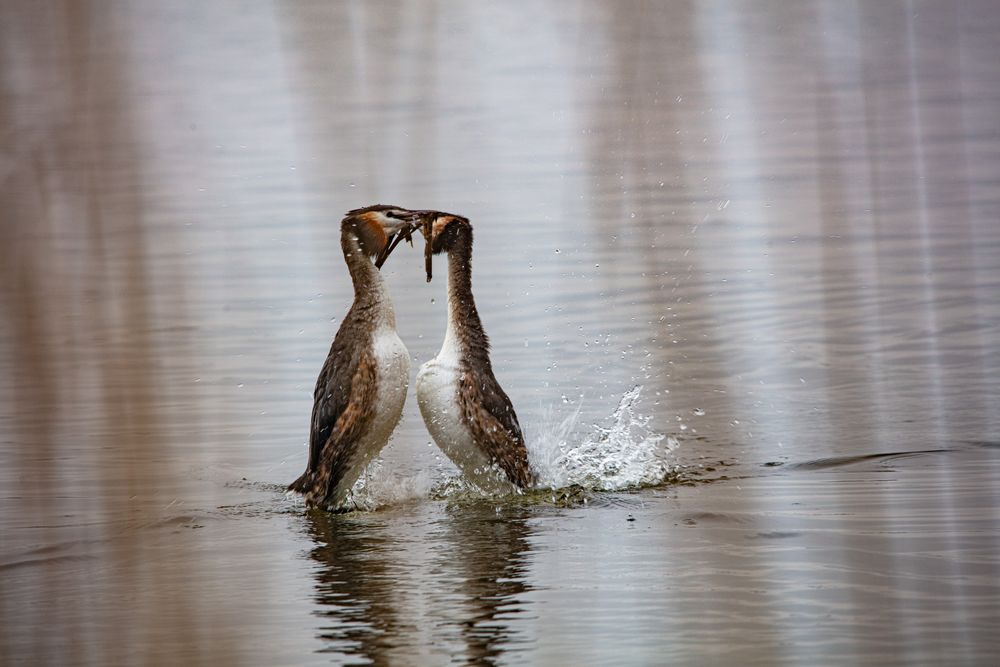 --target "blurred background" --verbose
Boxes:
[2,1,999,664]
